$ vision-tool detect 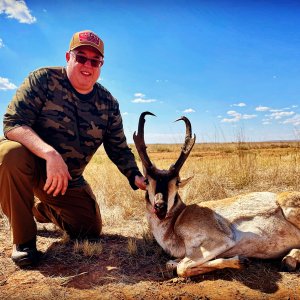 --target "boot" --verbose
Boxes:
[11,238,41,267]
